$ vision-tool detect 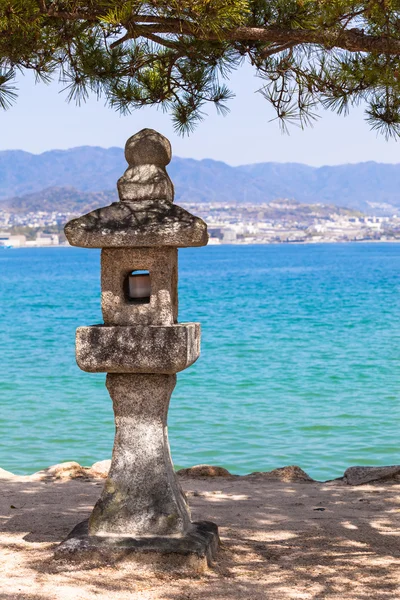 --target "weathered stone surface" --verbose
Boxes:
[343,465,400,486]
[101,247,178,326]
[118,164,174,203]
[55,519,220,573]
[88,373,192,537]
[247,466,314,483]
[76,323,200,374]
[64,200,208,248]
[177,465,232,478]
